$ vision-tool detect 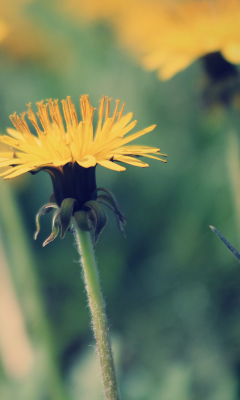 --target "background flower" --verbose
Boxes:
[0,0,69,69]
[62,0,240,80]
